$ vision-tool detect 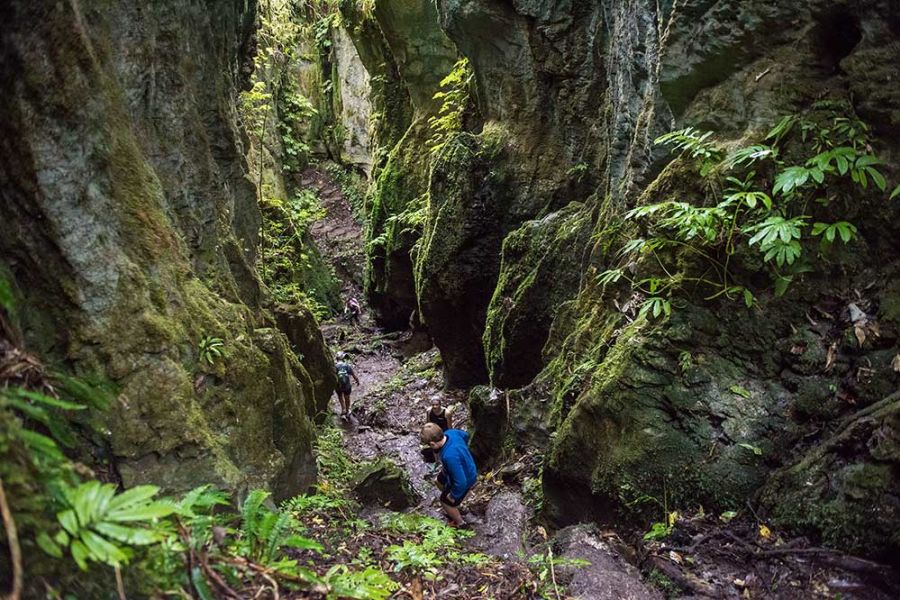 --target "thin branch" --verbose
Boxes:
[0,477,23,600]
[115,565,126,600]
